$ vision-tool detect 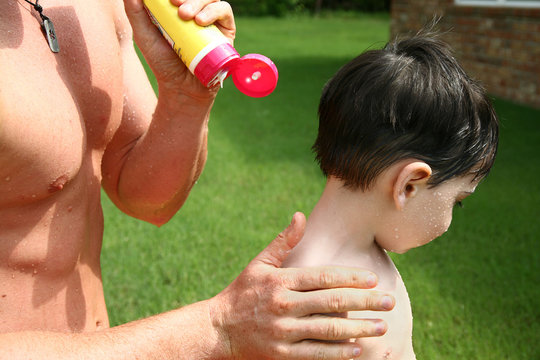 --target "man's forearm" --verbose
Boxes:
[103,91,214,226]
[0,299,228,360]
